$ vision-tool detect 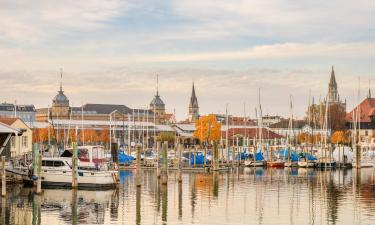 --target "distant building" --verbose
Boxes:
[188,82,199,122]
[262,115,282,127]
[269,119,329,139]
[0,117,32,158]
[0,102,36,125]
[327,66,346,108]
[346,97,375,140]
[149,75,166,124]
